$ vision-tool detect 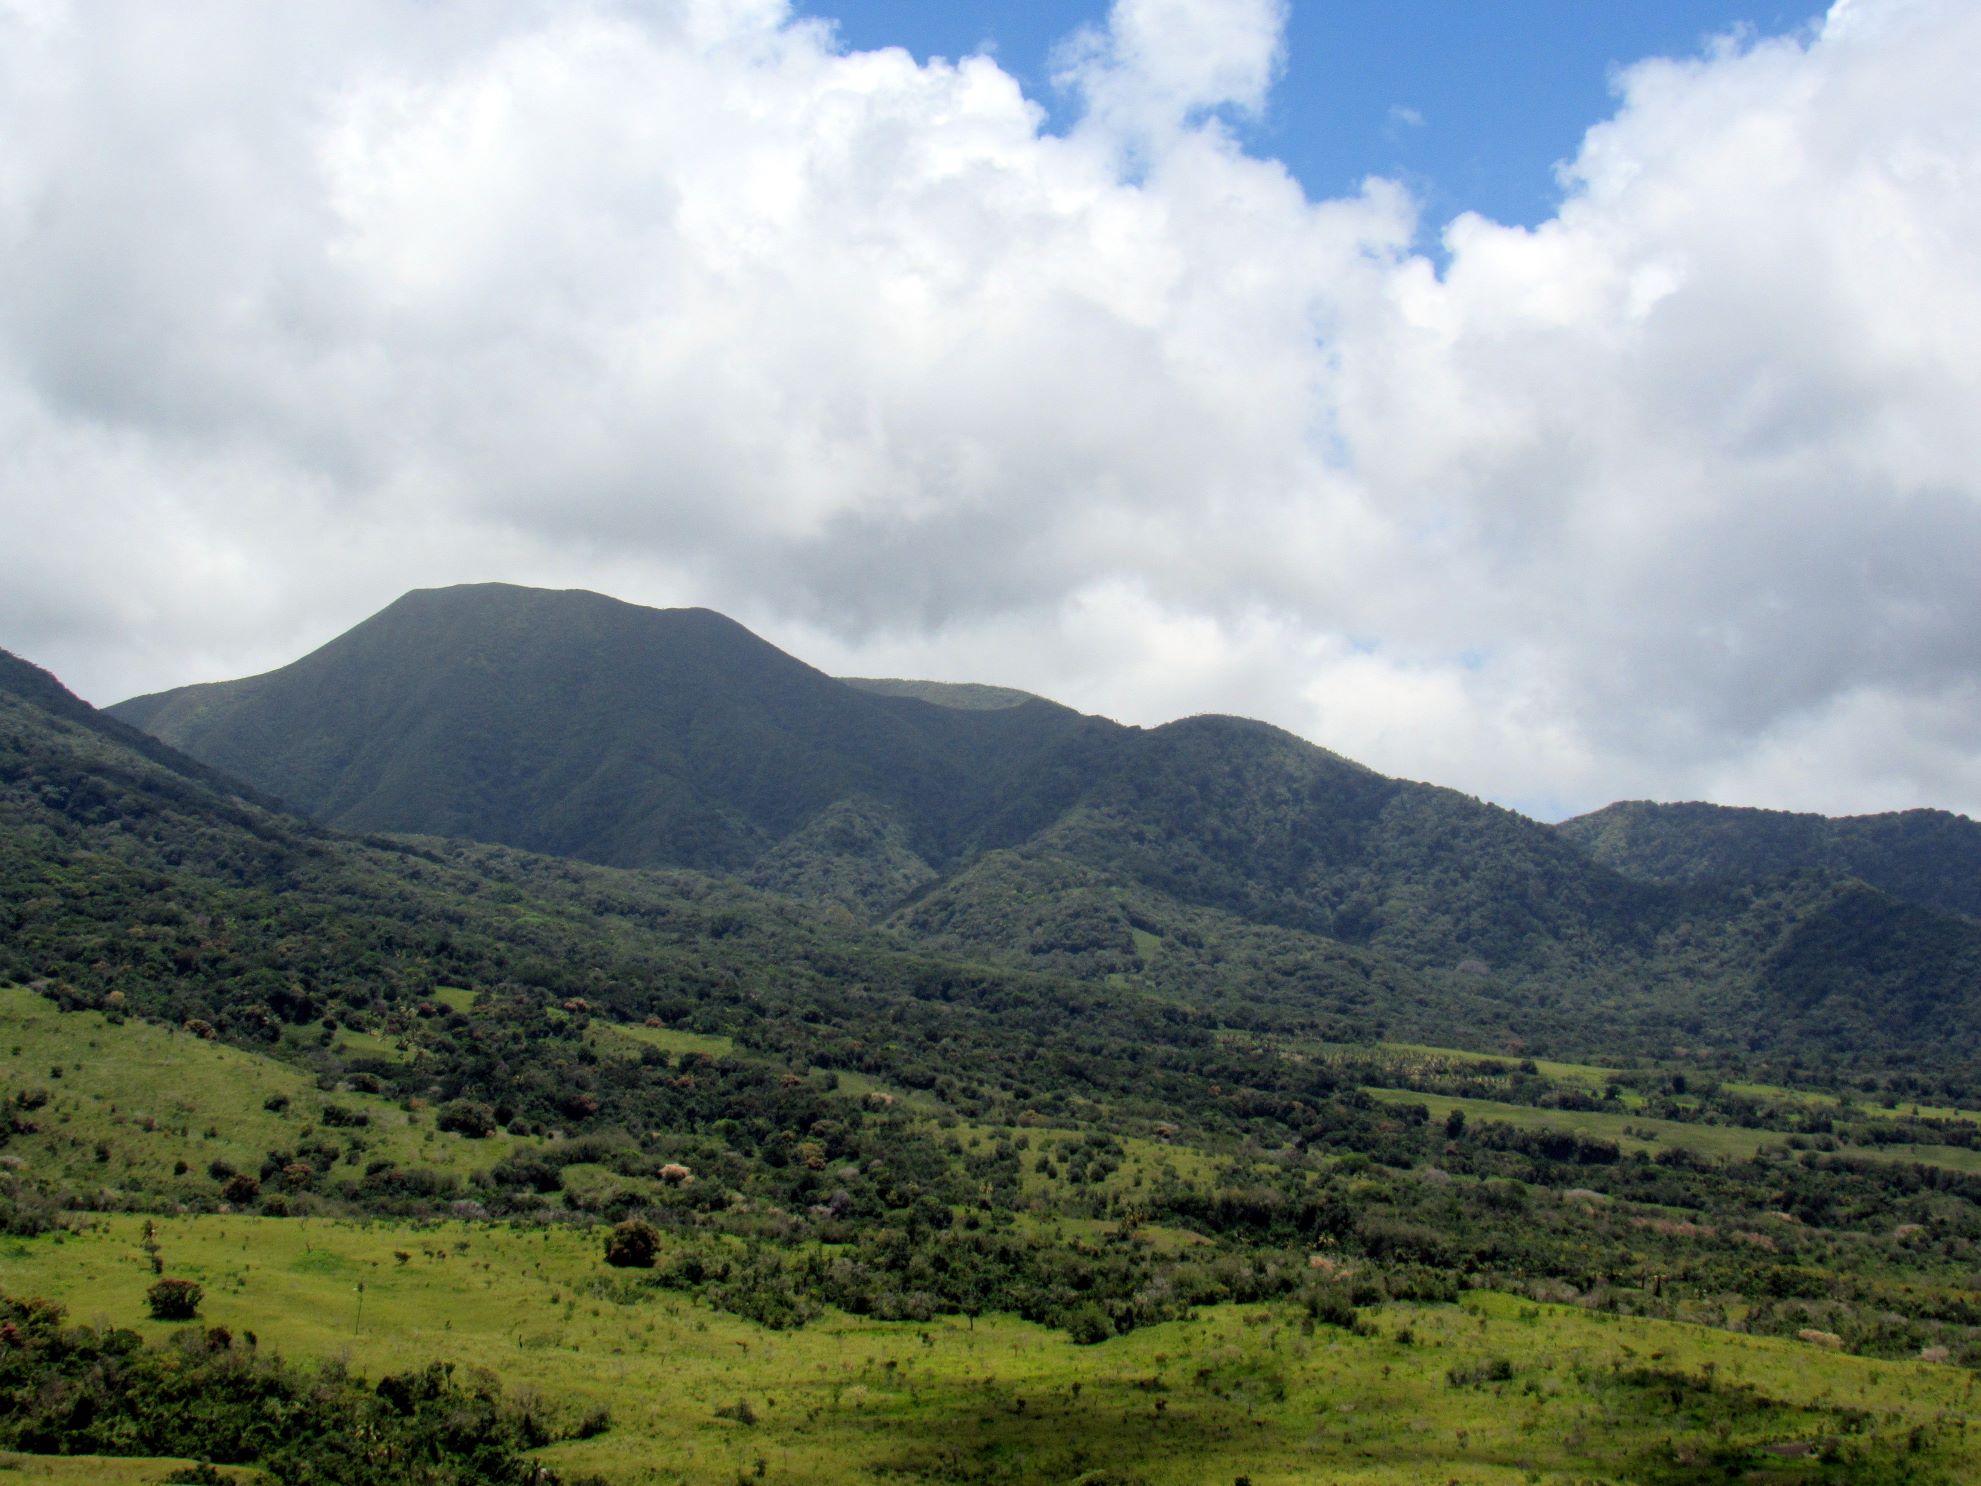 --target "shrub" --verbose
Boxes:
[221,1173,261,1205]
[1064,1301,1114,1345]
[146,1278,203,1320]
[436,1099,497,1138]
[1446,1356,1514,1387]
[1301,1282,1360,1330]
[604,1219,661,1269]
